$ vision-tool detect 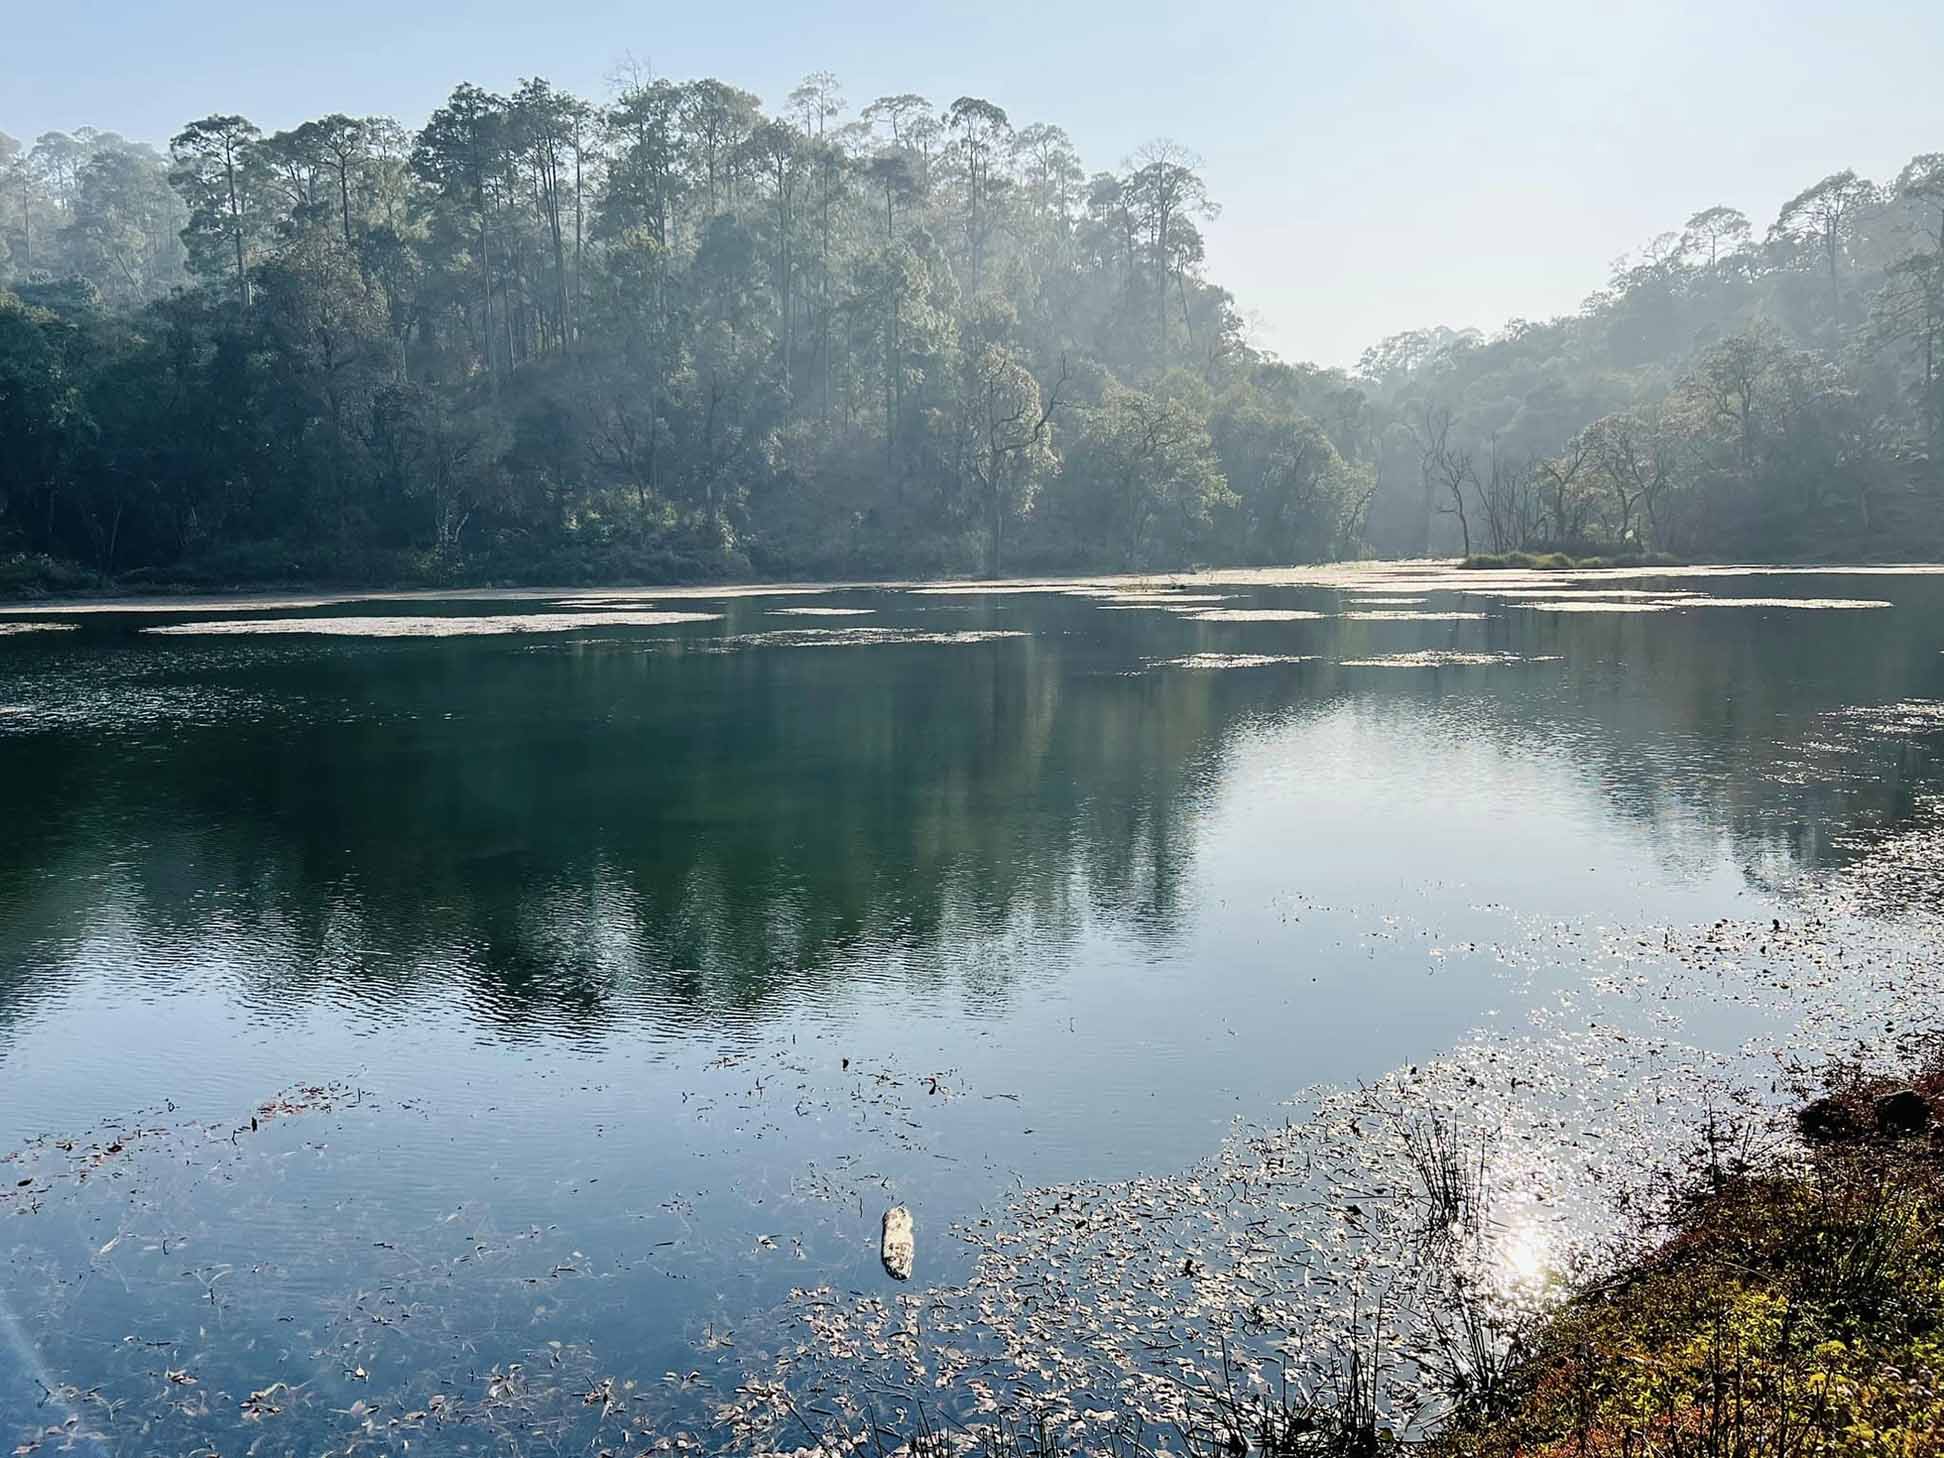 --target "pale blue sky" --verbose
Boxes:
[7,0,1939,365]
